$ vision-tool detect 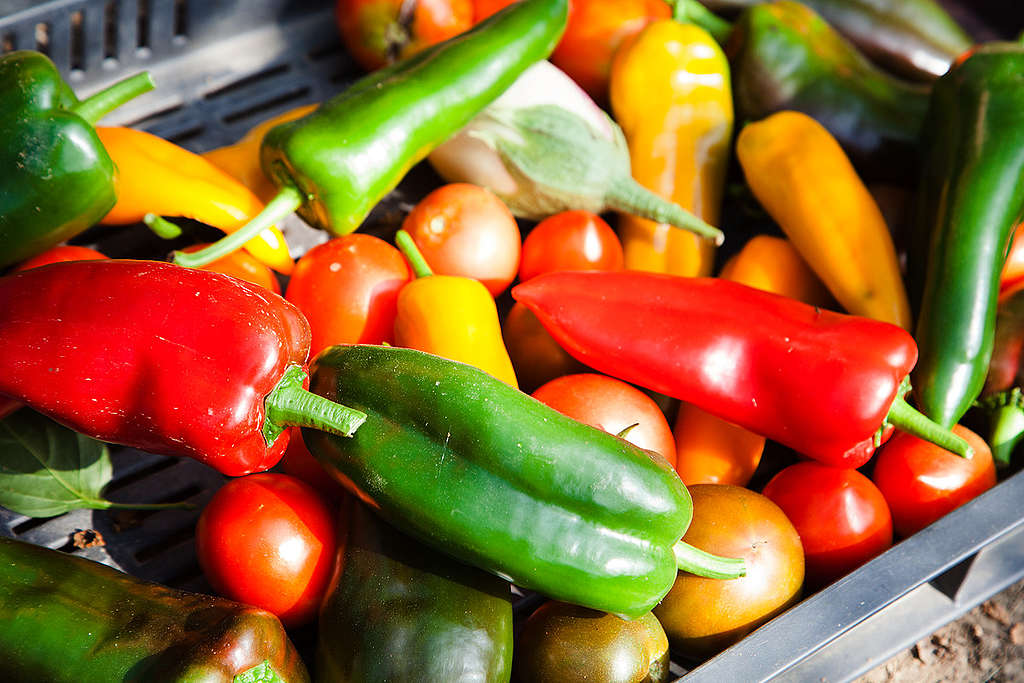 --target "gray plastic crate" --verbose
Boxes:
[1,1,1023,681]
